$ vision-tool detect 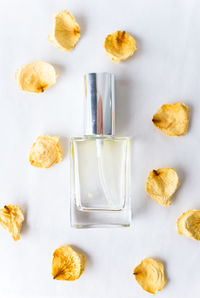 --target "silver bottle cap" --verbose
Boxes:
[84,72,115,135]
